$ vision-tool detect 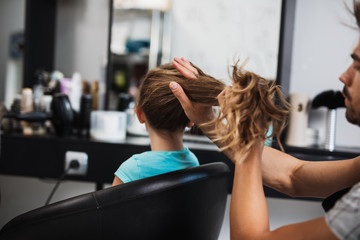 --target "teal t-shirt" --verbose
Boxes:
[114,147,199,183]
